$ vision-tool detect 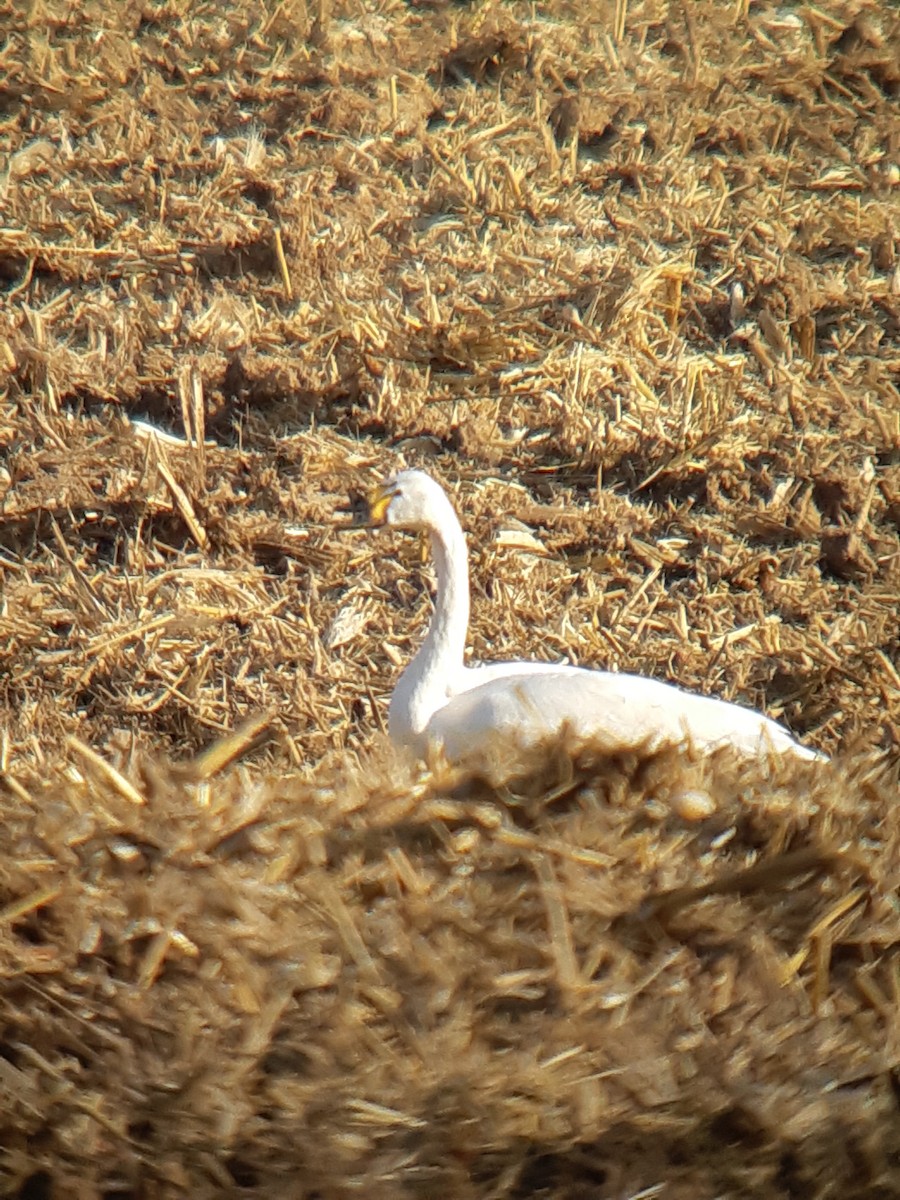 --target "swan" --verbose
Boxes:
[343,469,824,768]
